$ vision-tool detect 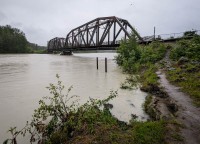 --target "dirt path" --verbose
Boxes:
[157,71,200,144]
[156,50,200,144]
